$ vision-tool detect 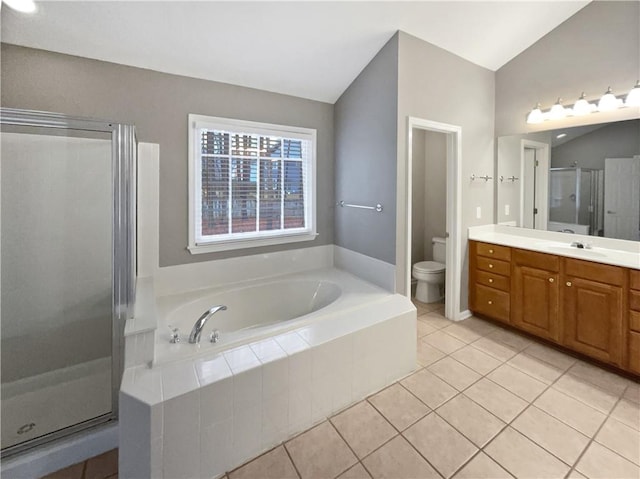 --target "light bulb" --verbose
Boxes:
[626,81,640,107]
[598,87,619,112]
[2,0,37,13]
[572,92,592,116]
[526,103,543,124]
[549,98,567,120]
